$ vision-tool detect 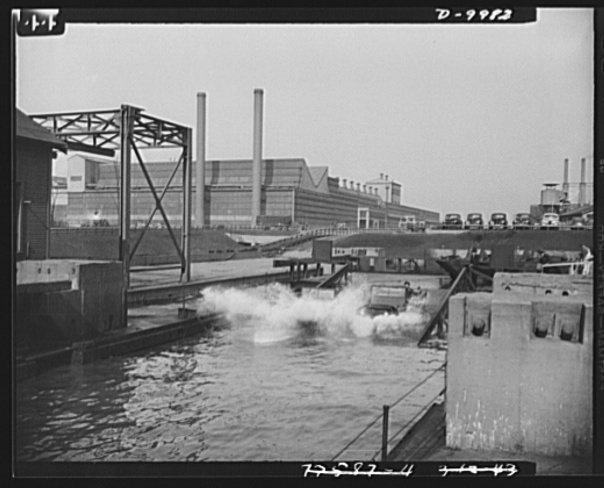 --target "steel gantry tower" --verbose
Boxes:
[30,105,193,325]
